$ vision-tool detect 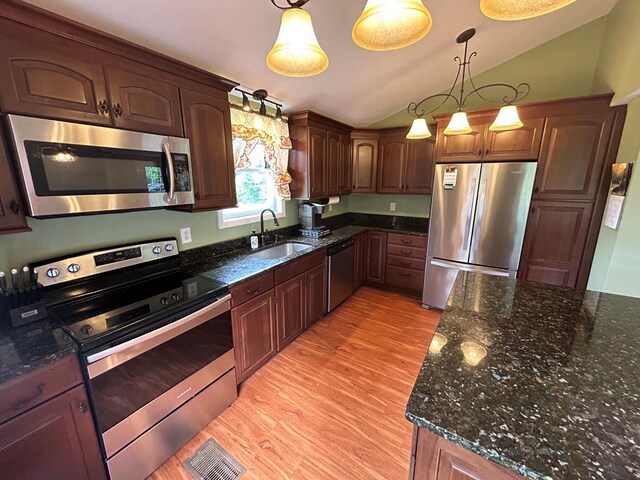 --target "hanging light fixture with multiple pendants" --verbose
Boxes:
[405,28,530,139]
[480,0,577,21]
